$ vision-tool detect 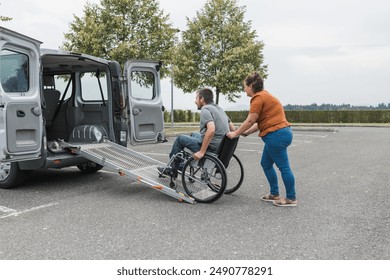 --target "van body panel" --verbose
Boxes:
[0,27,43,162]
[124,60,164,145]
[0,27,166,188]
